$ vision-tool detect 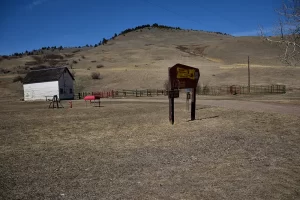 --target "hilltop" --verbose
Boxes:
[0,24,300,98]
